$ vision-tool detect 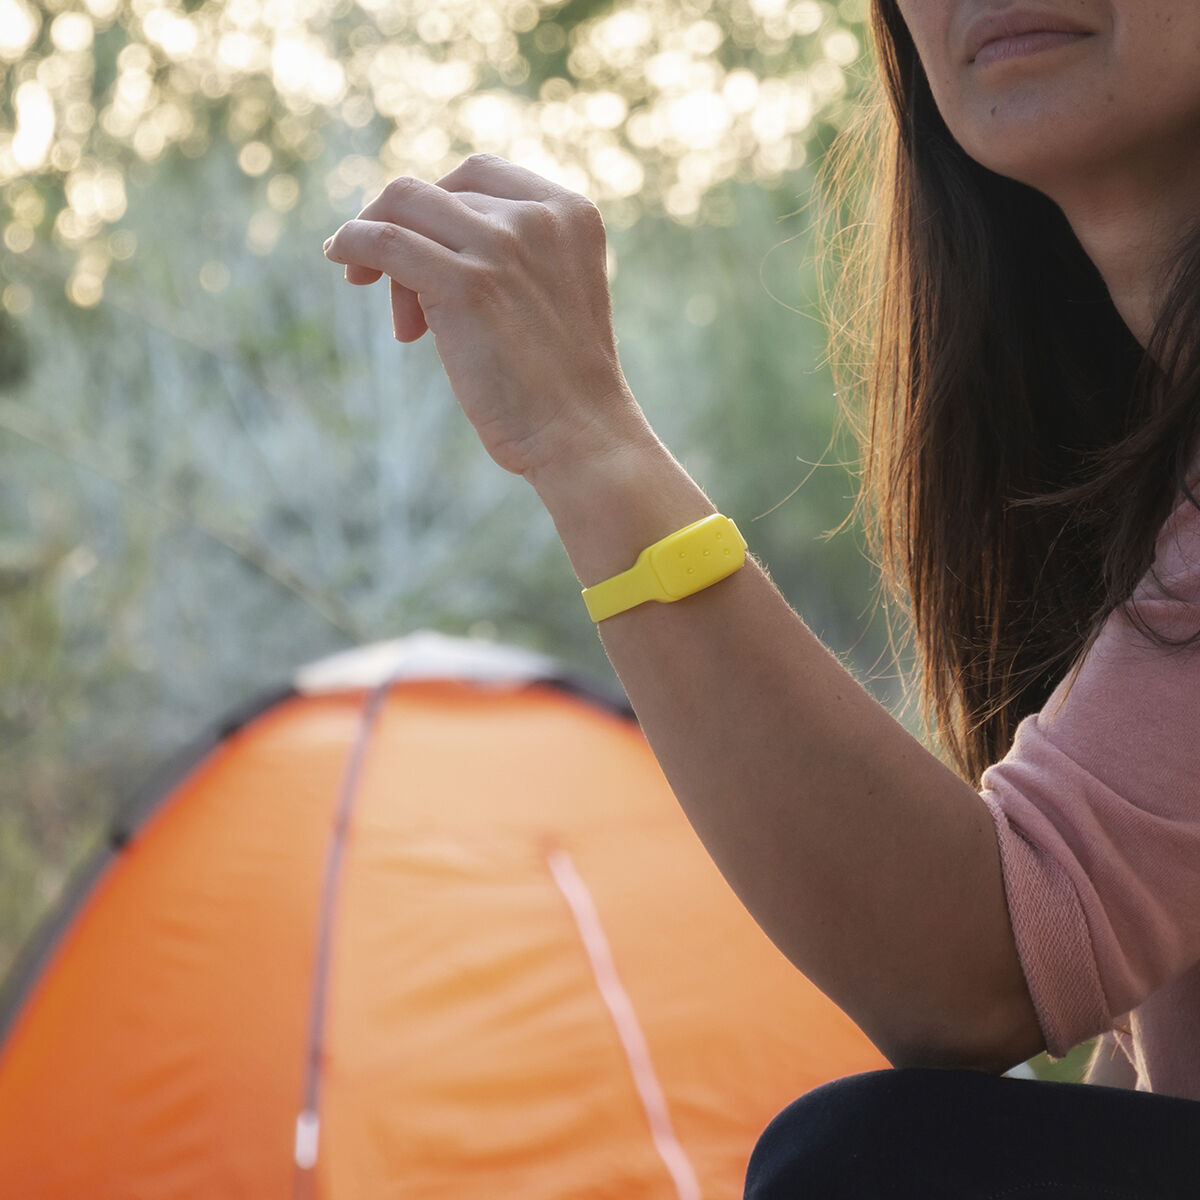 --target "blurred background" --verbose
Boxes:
[0,0,1088,1081]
